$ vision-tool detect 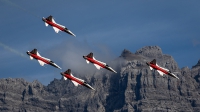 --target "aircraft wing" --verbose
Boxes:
[157,70,164,76]
[36,51,42,57]
[94,64,101,70]
[38,60,46,66]
[71,80,79,86]
[52,18,56,23]
[53,27,60,33]
[149,66,153,70]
